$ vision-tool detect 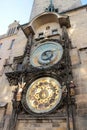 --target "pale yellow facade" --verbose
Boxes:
[0,21,27,103]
